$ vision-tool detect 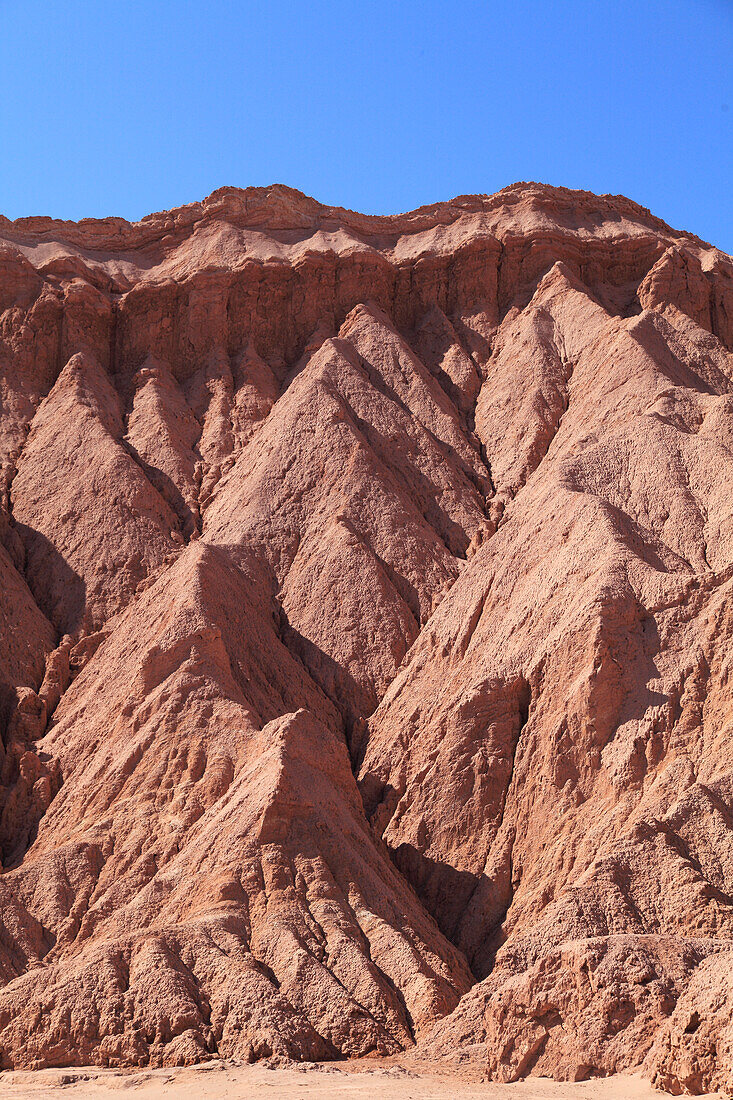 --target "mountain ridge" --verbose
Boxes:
[0,184,732,1093]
